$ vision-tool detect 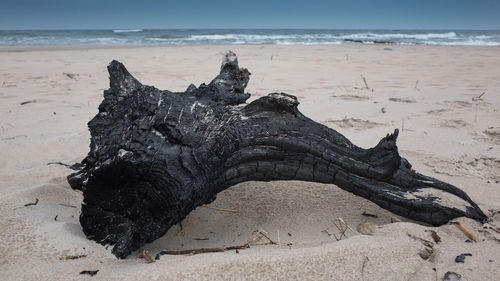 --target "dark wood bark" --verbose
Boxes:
[68,51,487,258]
